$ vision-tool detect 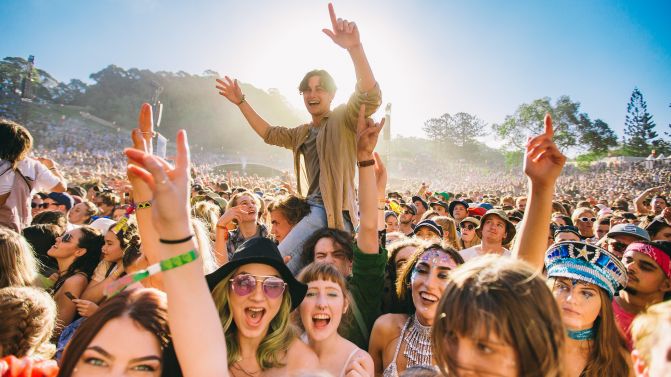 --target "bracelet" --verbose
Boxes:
[237,95,246,106]
[377,206,386,211]
[104,249,199,297]
[159,234,194,244]
[136,201,152,209]
[357,159,375,168]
